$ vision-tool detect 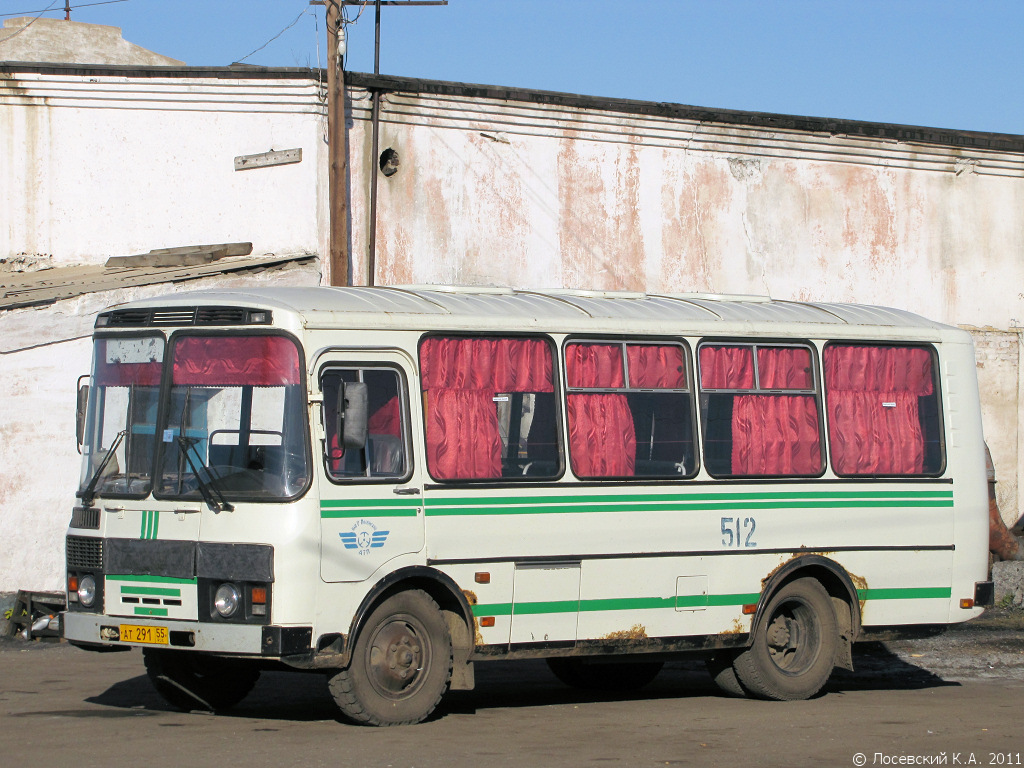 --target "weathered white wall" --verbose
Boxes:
[3,68,1024,592]
[341,84,1024,525]
[0,70,328,266]
[0,262,321,592]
